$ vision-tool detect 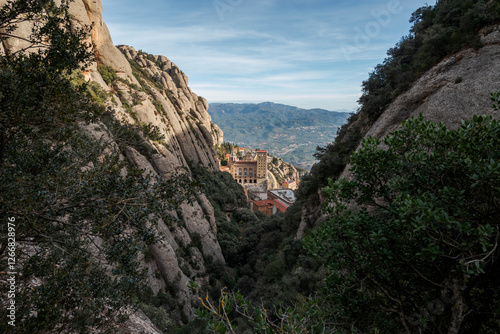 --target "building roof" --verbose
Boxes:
[257,150,267,153]
[268,189,296,204]
[273,199,288,213]
[252,199,288,213]
[253,199,274,207]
